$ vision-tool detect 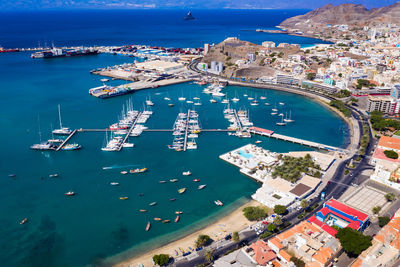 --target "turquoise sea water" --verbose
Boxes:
[0,52,348,267]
